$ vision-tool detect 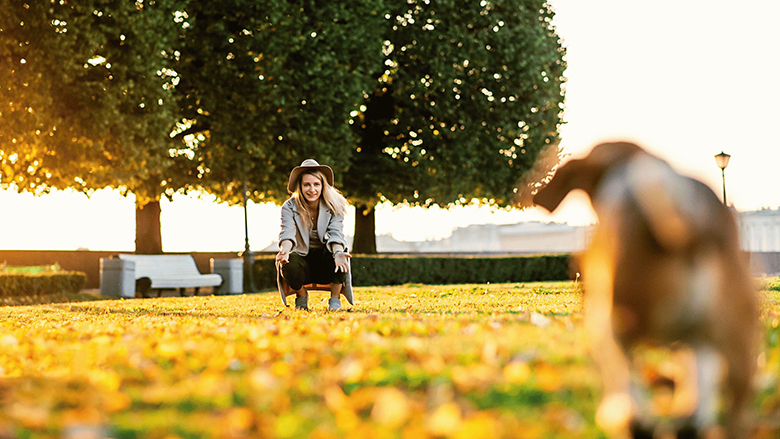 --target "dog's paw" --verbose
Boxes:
[596,393,635,436]
[630,420,655,439]
[675,424,699,439]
